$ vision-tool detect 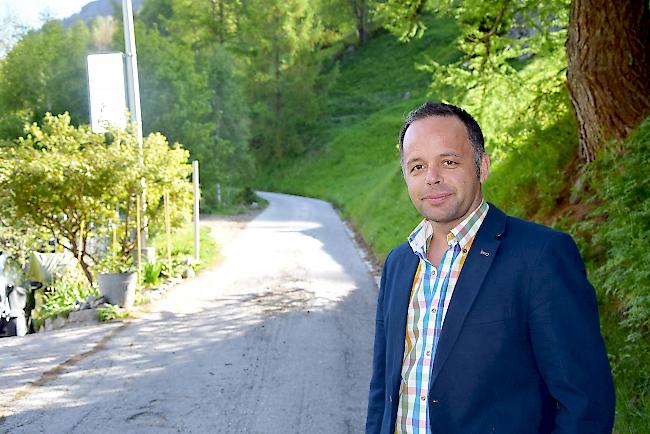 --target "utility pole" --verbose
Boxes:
[122,0,143,149]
